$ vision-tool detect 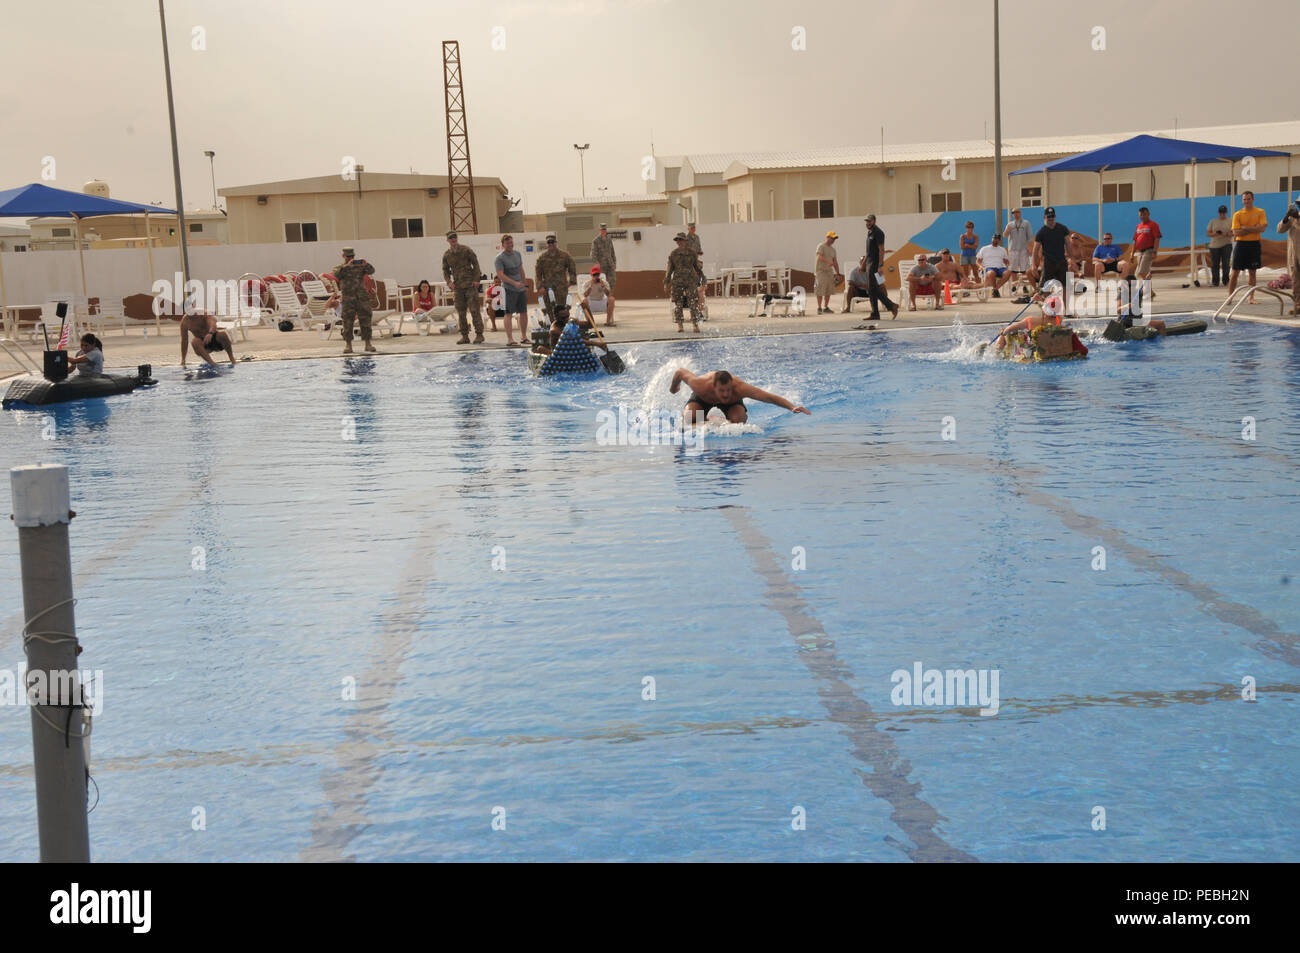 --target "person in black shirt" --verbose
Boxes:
[860,214,899,322]
[1033,207,1071,293]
